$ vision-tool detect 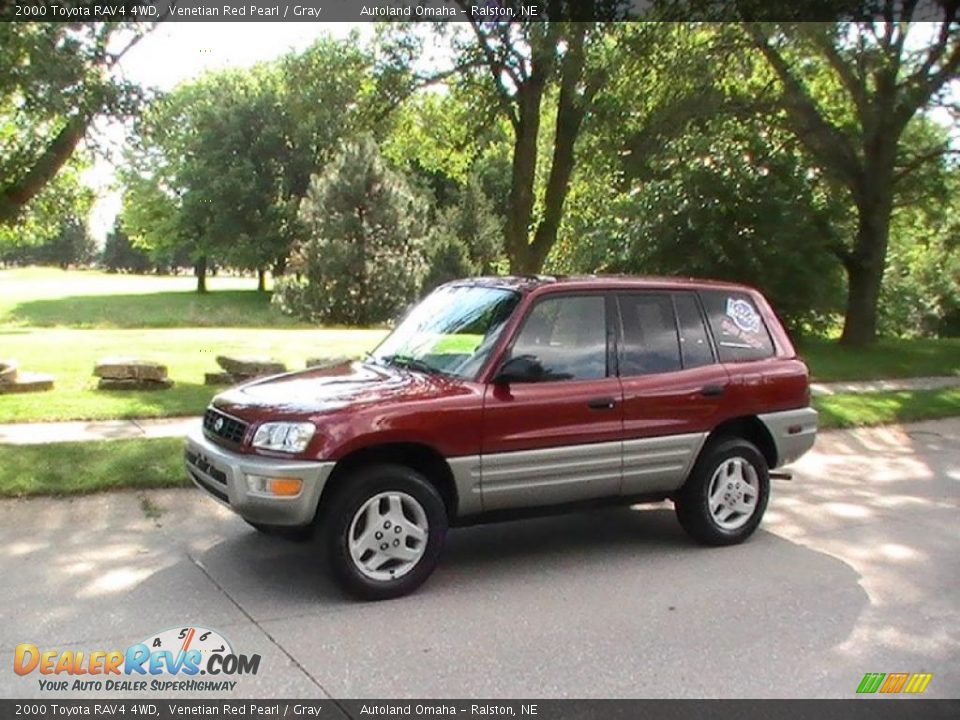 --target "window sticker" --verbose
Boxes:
[726,297,761,334]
